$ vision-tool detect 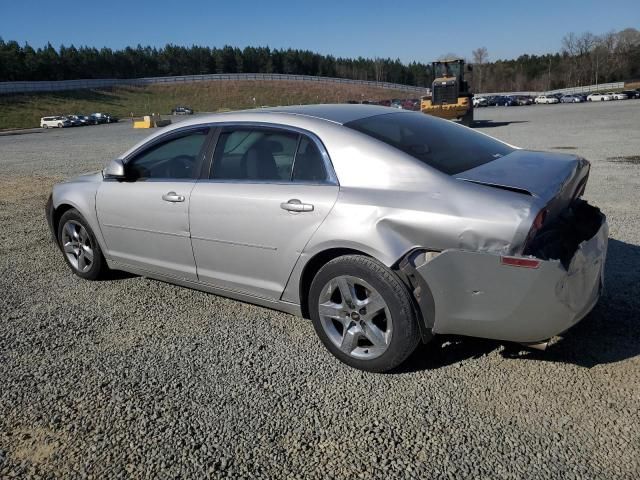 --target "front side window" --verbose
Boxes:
[345,112,514,175]
[126,129,209,180]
